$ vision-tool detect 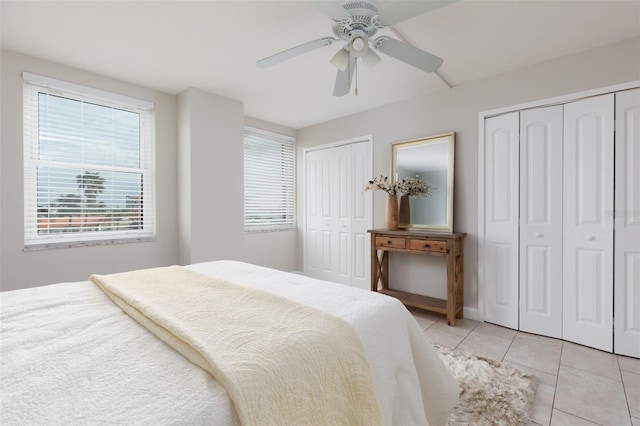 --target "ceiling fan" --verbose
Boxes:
[256,0,455,96]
